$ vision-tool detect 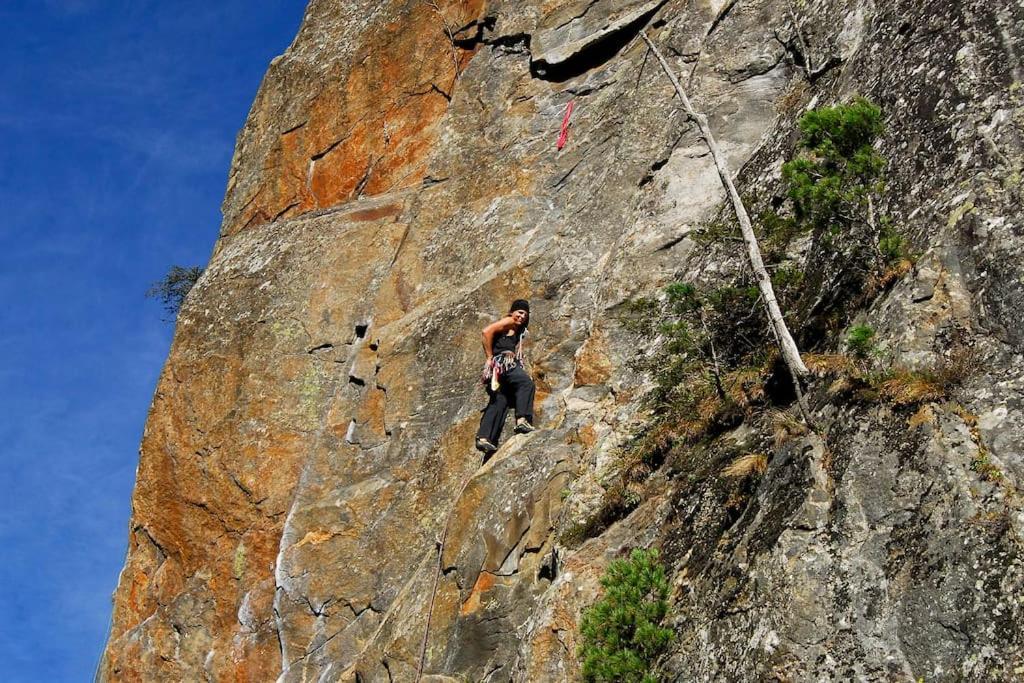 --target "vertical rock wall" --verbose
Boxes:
[101,0,1024,680]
